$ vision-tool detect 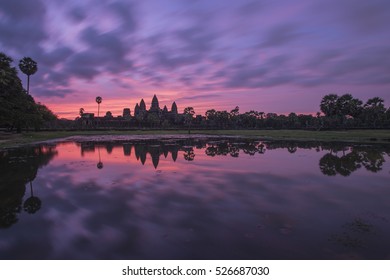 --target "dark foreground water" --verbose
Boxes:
[1,136,390,260]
